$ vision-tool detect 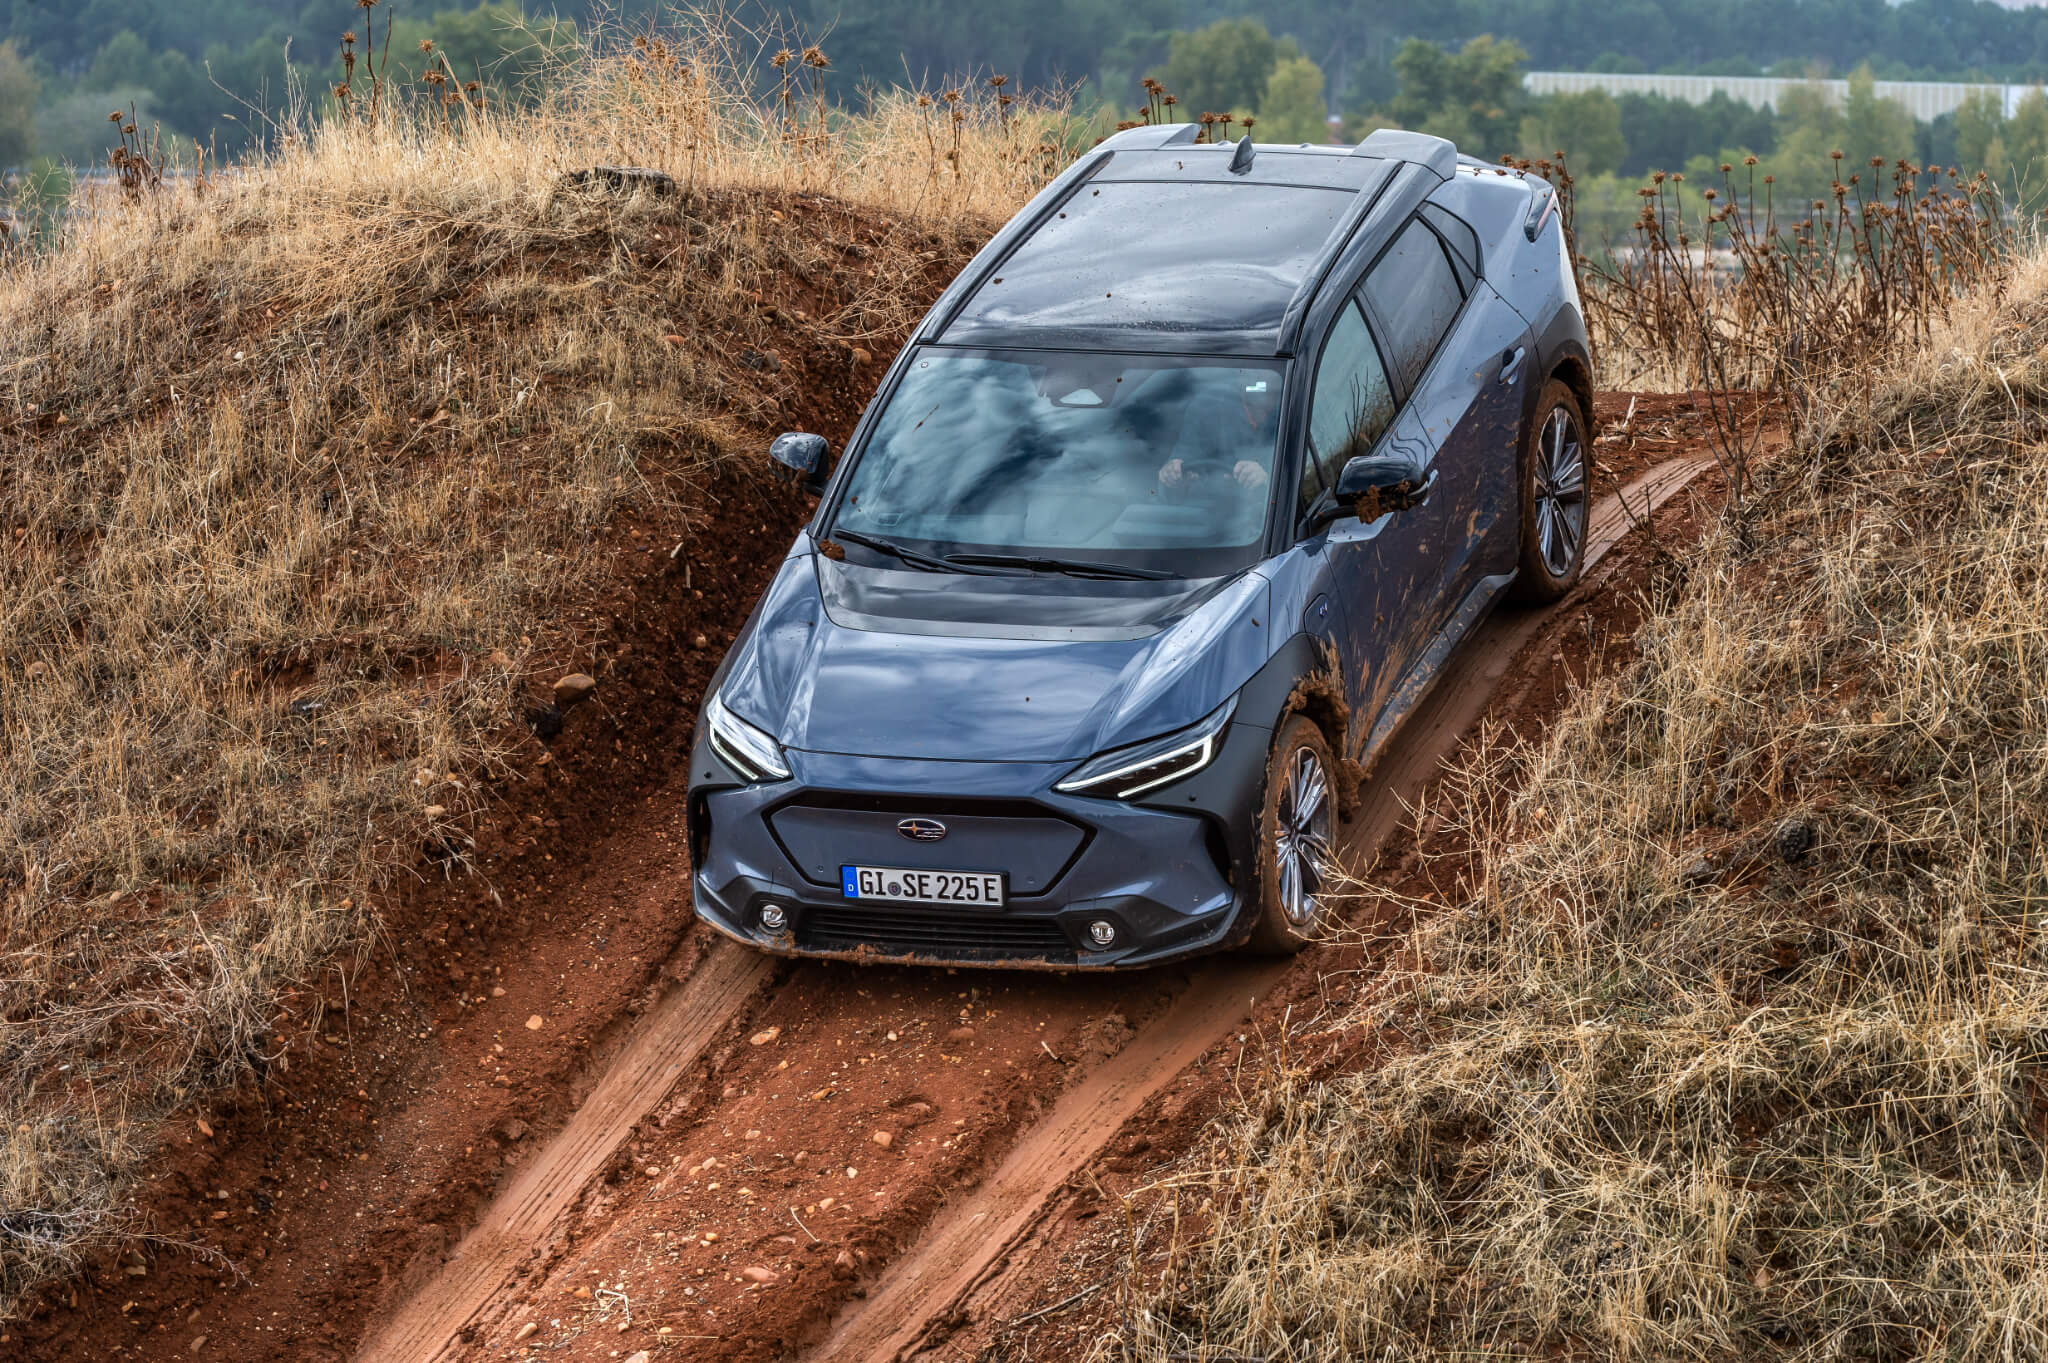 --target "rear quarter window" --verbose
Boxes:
[1420,202,1482,284]
[1361,218,1465,392]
